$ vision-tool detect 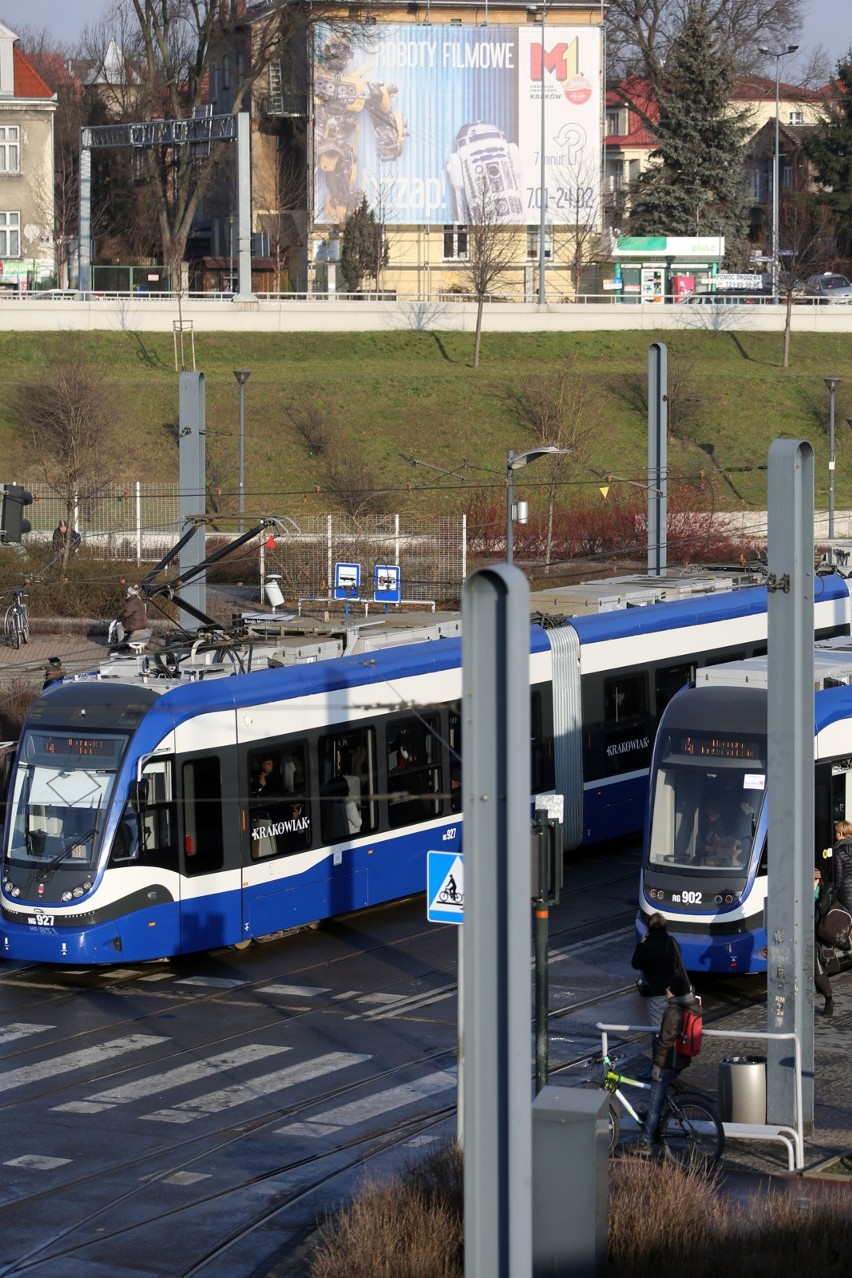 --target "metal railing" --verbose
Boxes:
[596,1020,804,1170]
